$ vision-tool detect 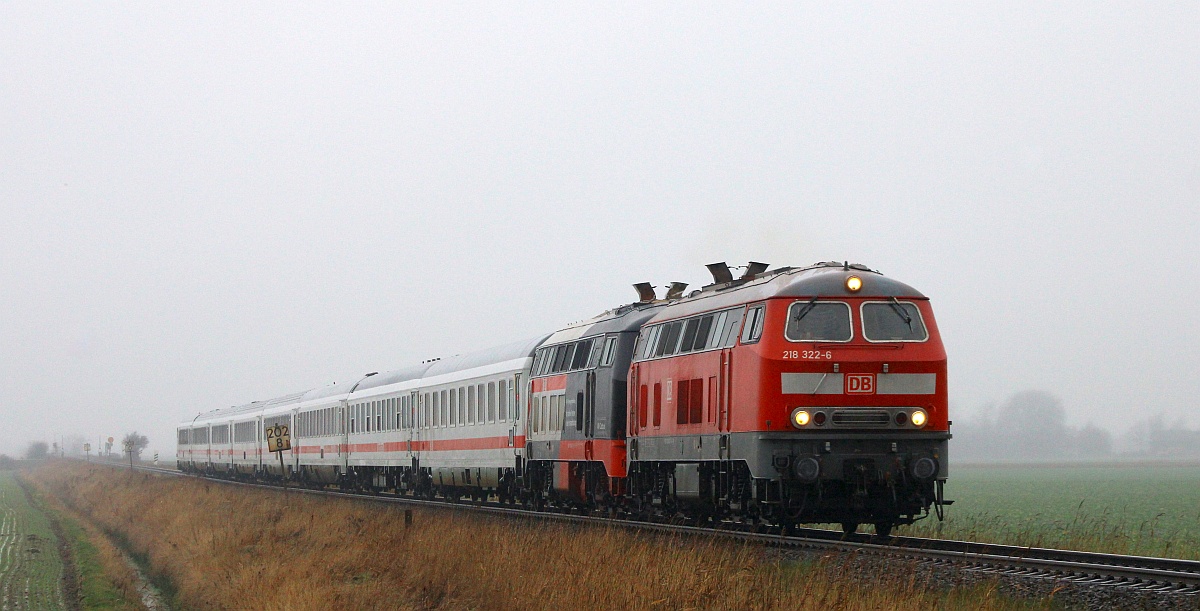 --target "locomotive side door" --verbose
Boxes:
[718,348,733,433]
